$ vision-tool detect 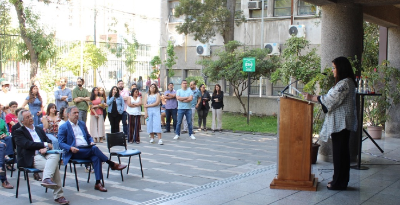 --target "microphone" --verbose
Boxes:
[280,79,300,95]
